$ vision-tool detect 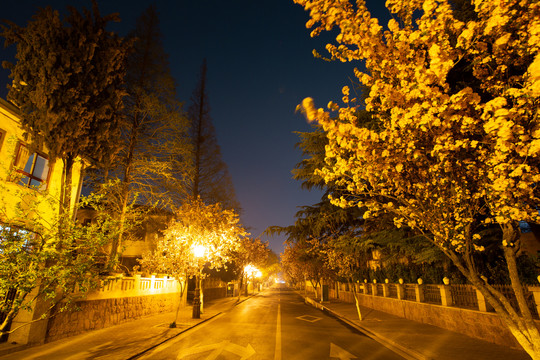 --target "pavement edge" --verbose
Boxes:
[300,294,432,360]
